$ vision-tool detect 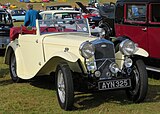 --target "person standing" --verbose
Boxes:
[24,3,42,27]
